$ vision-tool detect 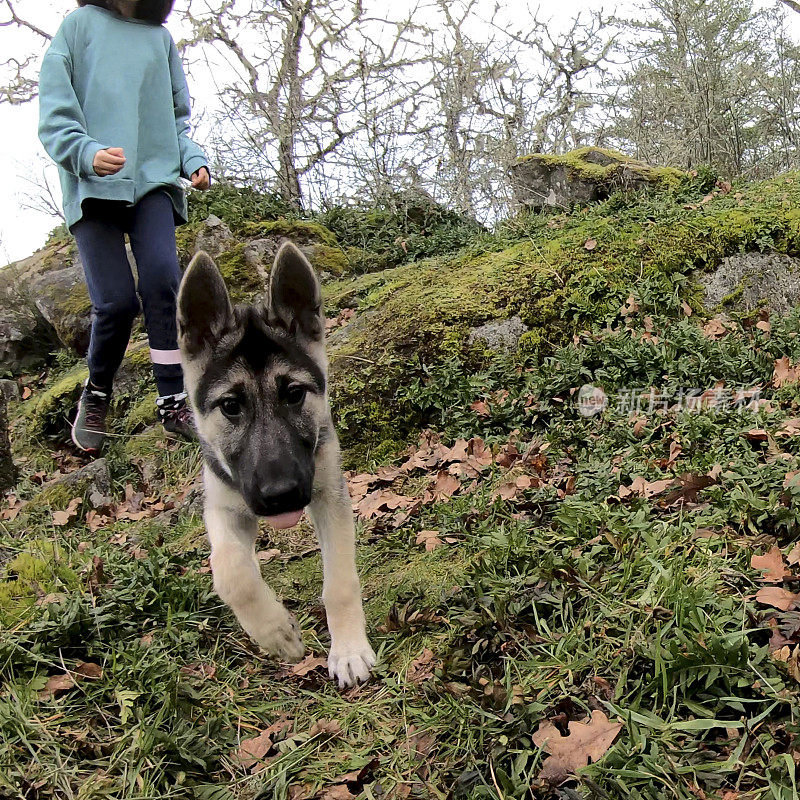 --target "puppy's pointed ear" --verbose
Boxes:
[178,251,233,355]
[268,241,323,340]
